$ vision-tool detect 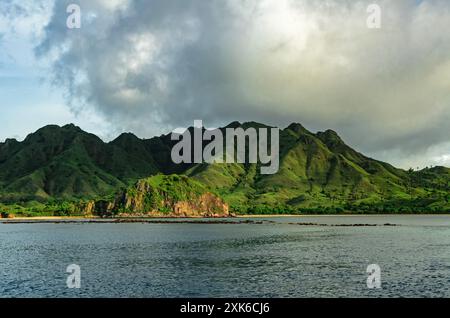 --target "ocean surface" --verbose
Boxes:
[1,215,450,298]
